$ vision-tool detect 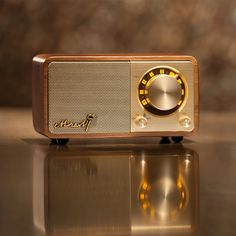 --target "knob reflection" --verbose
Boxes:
[33,144,198,235]
[131,146,198,234]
